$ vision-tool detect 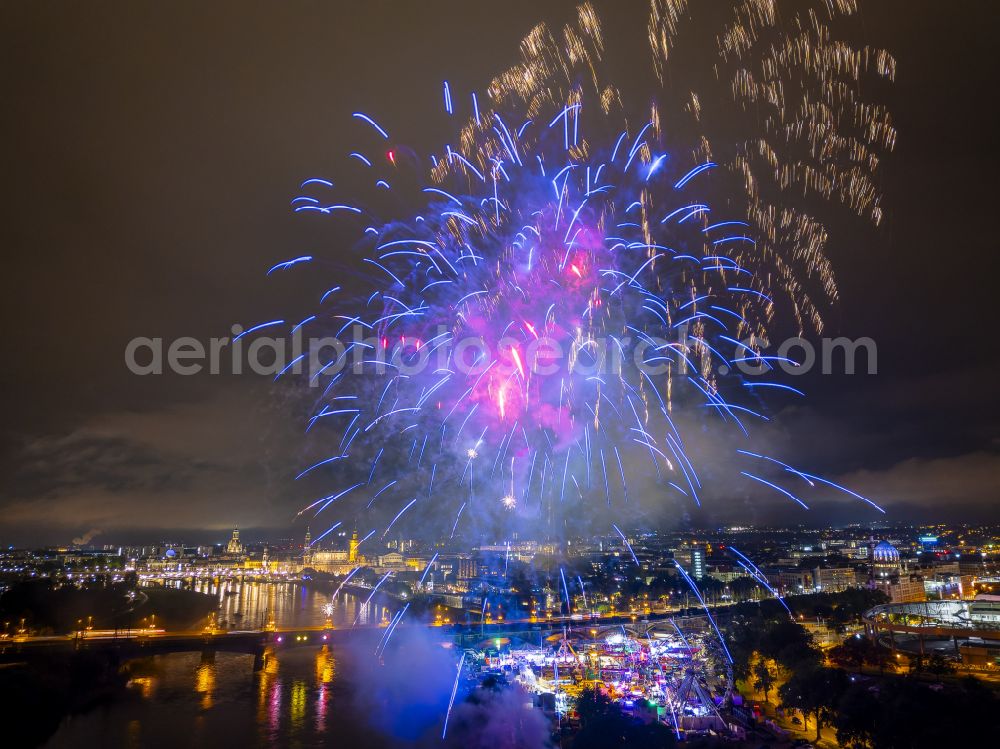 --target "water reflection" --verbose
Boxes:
[47,648,383,749]
[290,680,307,731]
[46,582,398,748]
[126,720,141,749]
[315,647,335,735]
[316,645,336,683]
[195,656,215,710]
[154,579,395,630]
[130,676,155,700]
[256,648,279,737]
[268,676,282,739]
